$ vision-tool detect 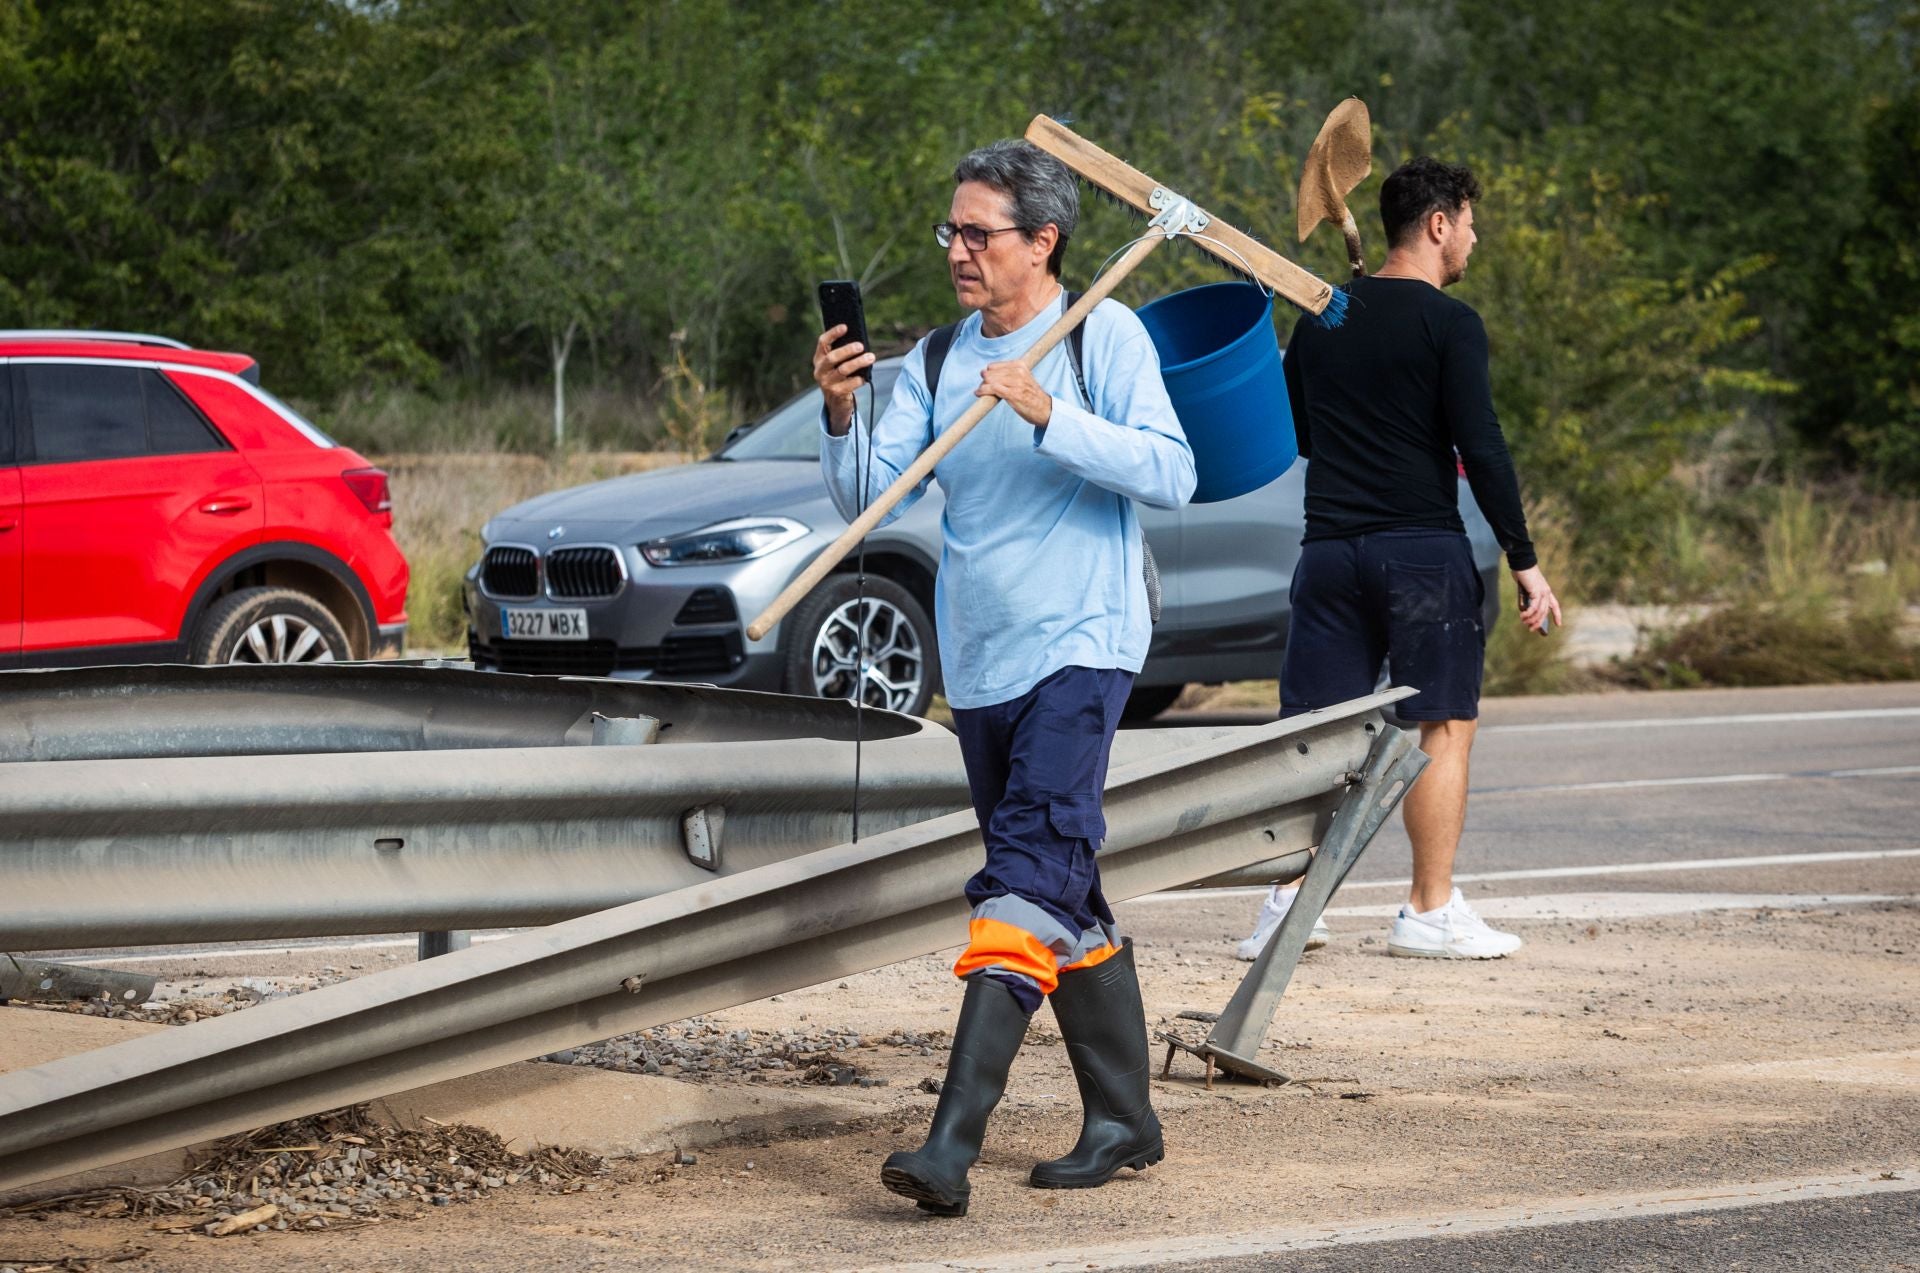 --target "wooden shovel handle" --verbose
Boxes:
[745,233,1167,643]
